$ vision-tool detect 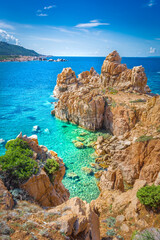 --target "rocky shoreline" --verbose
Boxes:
[0,51,160,240]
